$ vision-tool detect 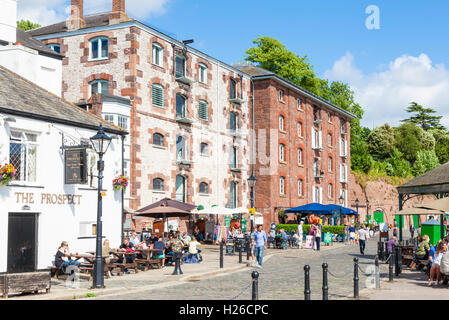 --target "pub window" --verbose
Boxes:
[199,182,209,194]
[104,114,114,124]
[89,37,109,60]
[118,116,128,130]
[153,178,164,191]
[9,131,37,183]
